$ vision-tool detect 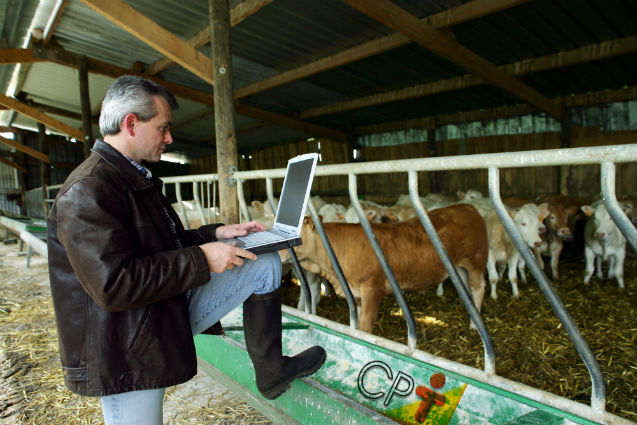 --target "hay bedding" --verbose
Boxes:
[281,248,637,422]
[0,235,270,425]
